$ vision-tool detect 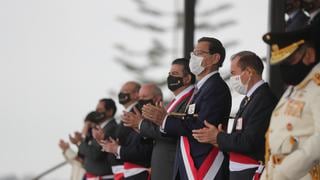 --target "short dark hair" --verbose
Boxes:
[198,37,226,67]
[172,58,196,84]
[231,51,264,75]
[99,98,117,116]
[85,111,106,124]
